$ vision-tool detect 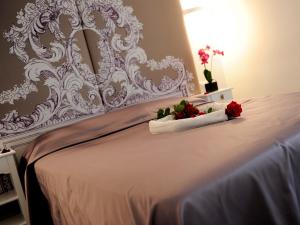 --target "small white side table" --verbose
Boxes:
[0,150,28,225]
[194,88,233,102]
